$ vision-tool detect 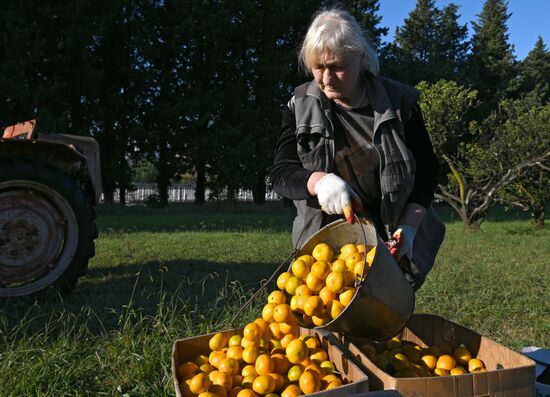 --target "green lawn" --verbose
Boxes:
[0,202,548,396]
